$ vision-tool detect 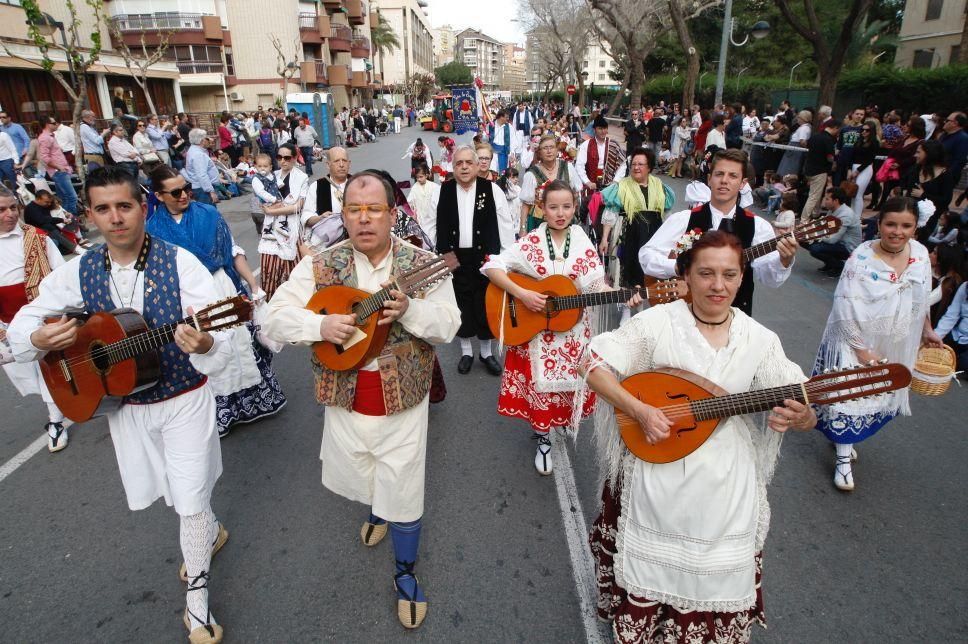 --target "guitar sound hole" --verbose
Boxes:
[90,342,111,373]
